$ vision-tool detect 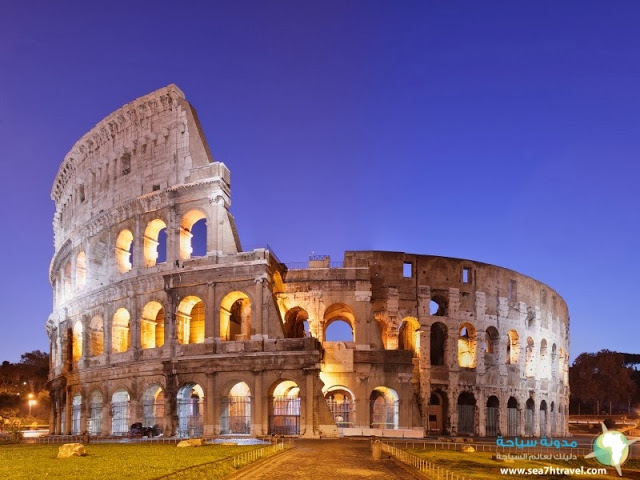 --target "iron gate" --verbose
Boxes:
[524,408,534,436]
[550,412,557,435]
[457,405,475,434]
[89,402,102,435]
[507,408,519,436]
[326,398,354,428]
[72,405,82,435]
[269,396,300,435]
[370,399,399,429]
[539,409,547,436]
[486,406,498,436]
[143,401,164,430]
[221,396,251,434]
[60,406,66,434]
[111,401,130,436]
[177,399,203,437]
